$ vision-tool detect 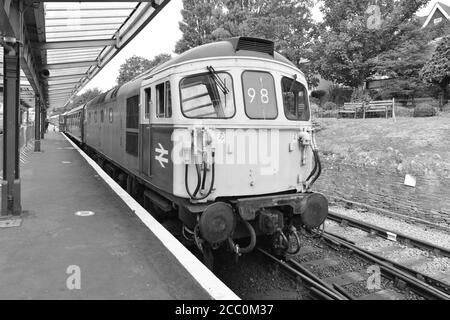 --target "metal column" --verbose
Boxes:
[34,95,41,151]
[40,107,45,139]
[1,41,21,216]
